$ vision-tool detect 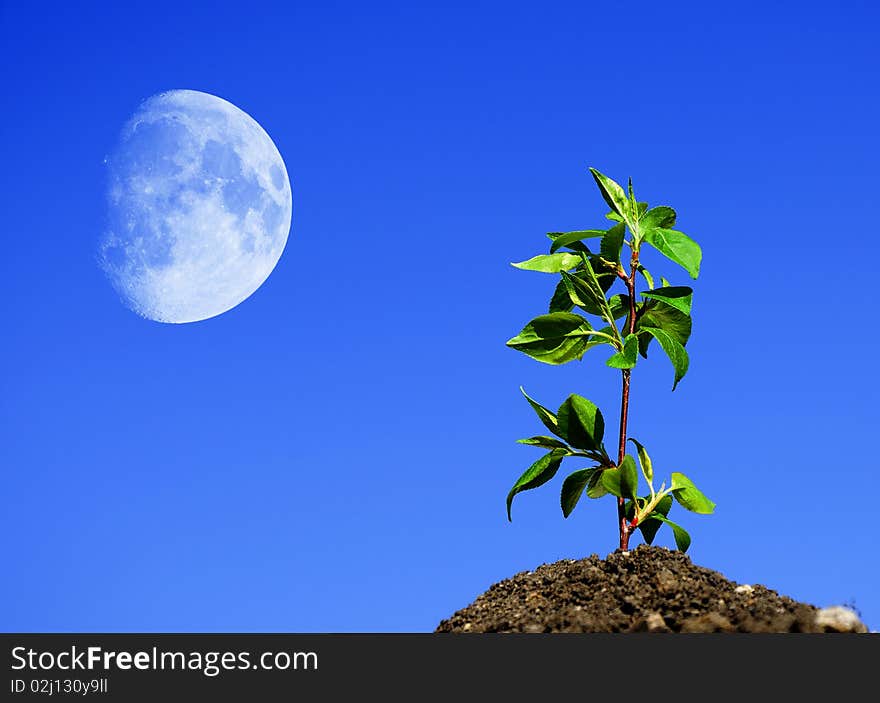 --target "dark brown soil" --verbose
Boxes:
[436,546,866,633]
